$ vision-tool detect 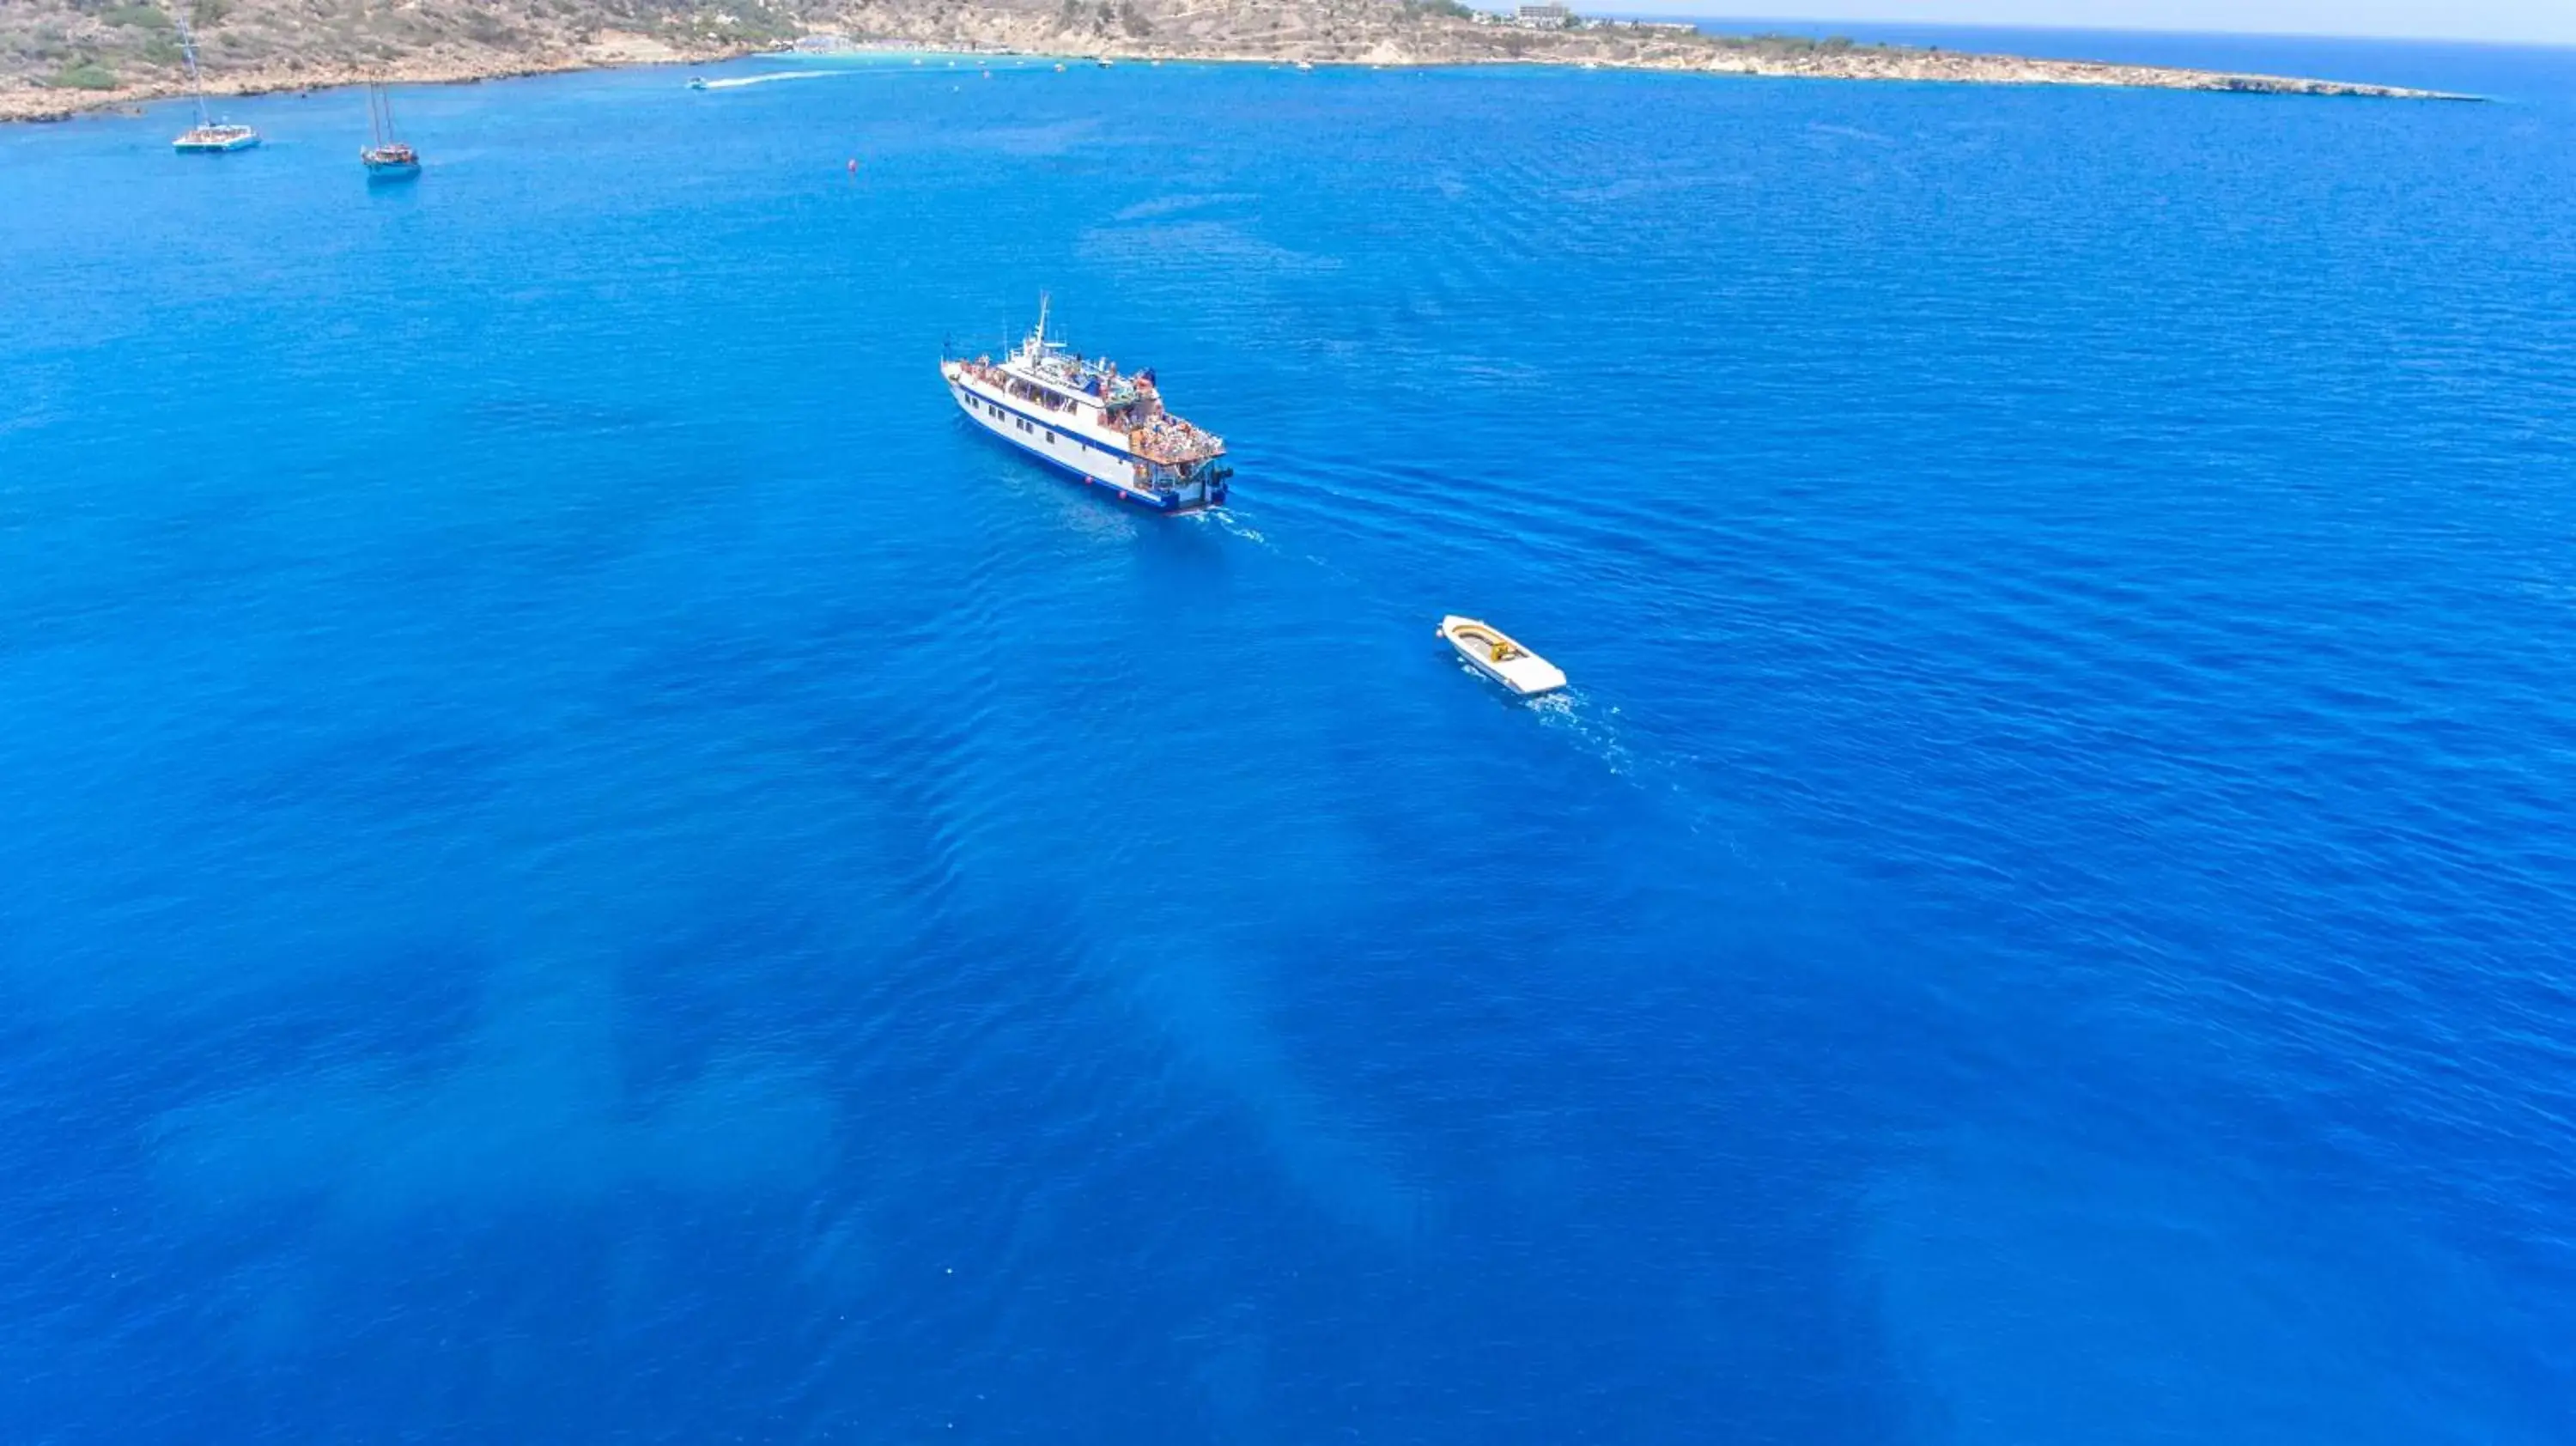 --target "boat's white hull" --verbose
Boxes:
[1459,649,1518,692]
[174,130,259,153]
[1439,616,1567,696]
[1457,649,1558,696]
[944,364,1222,512]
